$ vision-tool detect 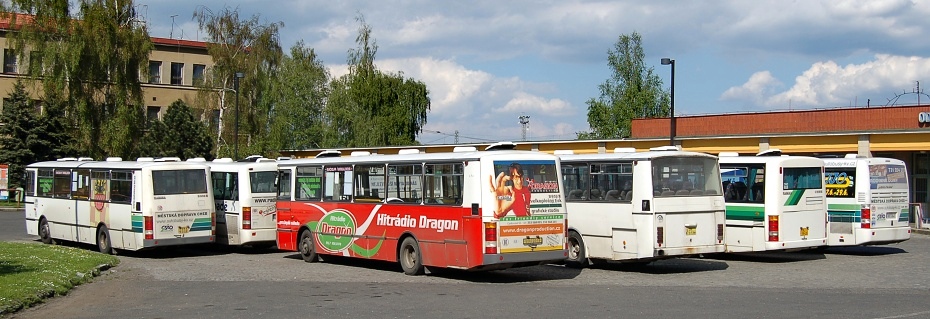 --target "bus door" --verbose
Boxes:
[211,171,238,243]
